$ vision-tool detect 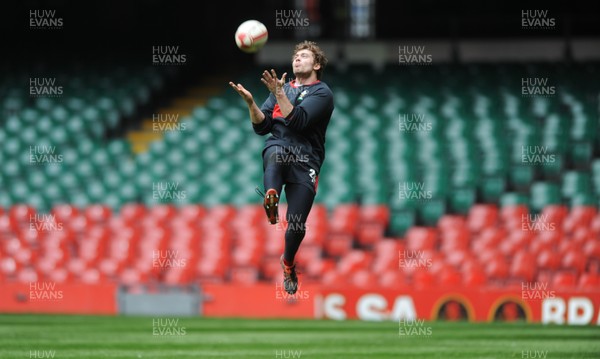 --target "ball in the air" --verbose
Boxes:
[235,20,268,53]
